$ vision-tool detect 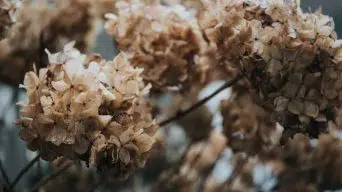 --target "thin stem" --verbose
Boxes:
[159,74,244,127]
[9,154,40,190]
[30,161,73,192]
[0,159,10,190]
